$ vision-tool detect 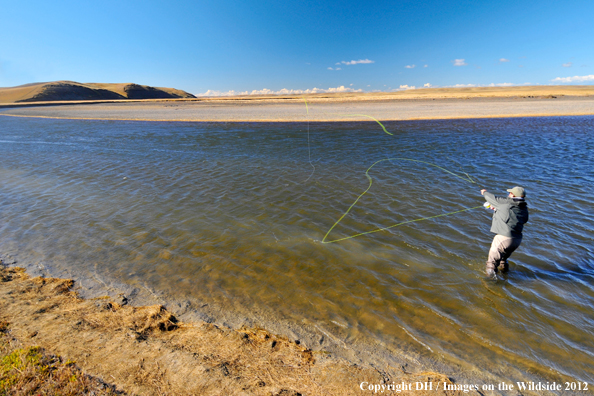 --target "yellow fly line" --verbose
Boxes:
[301,98,482,244]
[321,158,483,244]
